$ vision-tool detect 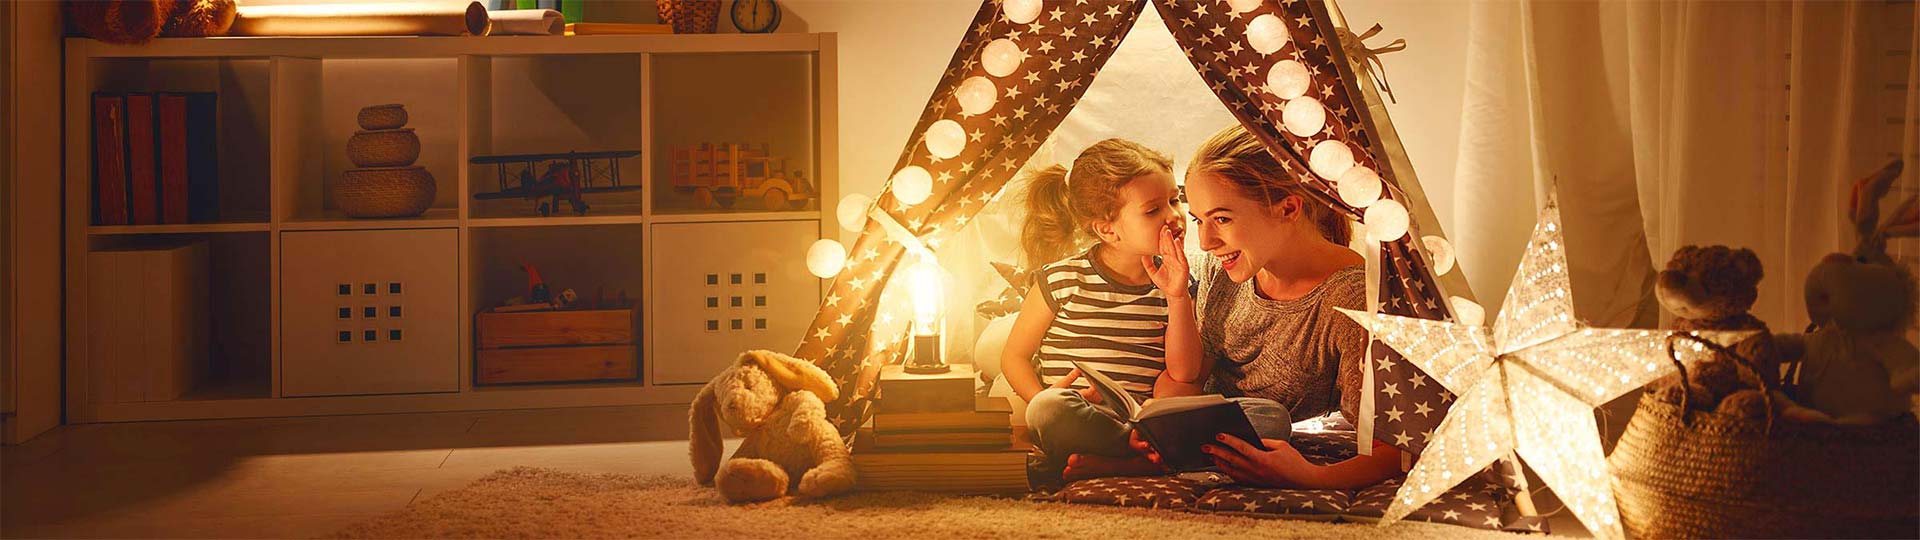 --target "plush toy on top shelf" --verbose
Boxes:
[1775,159,1920,424]
[1652,244,1779,416]
[65,0,238,44]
